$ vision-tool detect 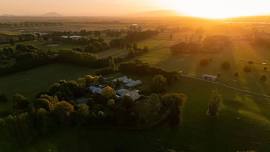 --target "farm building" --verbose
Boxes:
[202,74,217,81]
[116,89,141,101]
[113,76,142,88]
[88,85,103,94]
[61,35,82,40]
